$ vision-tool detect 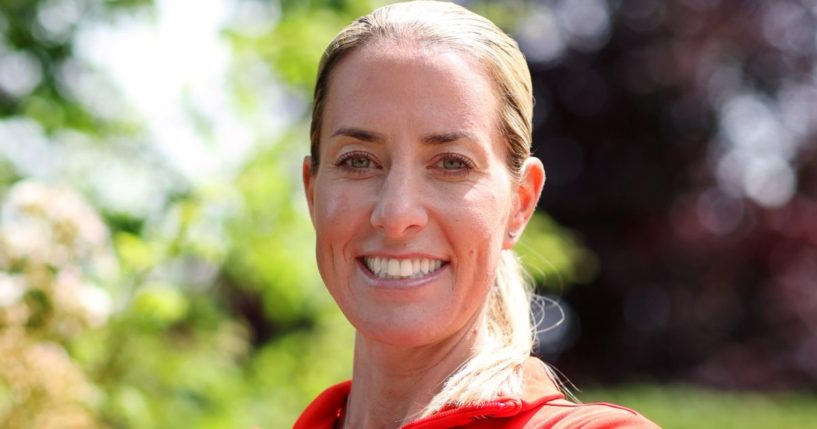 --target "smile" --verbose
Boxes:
[362,256,446,280]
